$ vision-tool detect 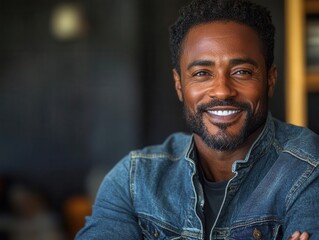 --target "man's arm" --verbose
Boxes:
[75,155,143,239]
[283,167,319,239]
